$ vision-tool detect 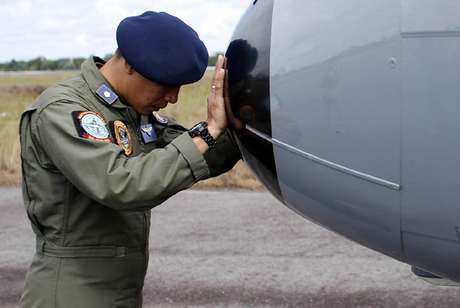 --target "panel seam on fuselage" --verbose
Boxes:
[401,30,460,38]
[246,125,401,191]
[403,230,460,244]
